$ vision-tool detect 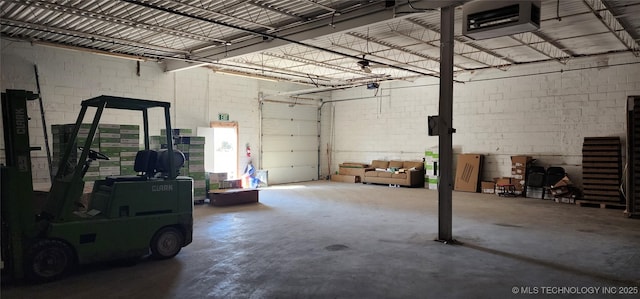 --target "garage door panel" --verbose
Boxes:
[261,104,317,119]
[261,119,317,135]
[262,136,318,151]
[262,151,317,168]
[262,102,318,184]
[266,166,317,185]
